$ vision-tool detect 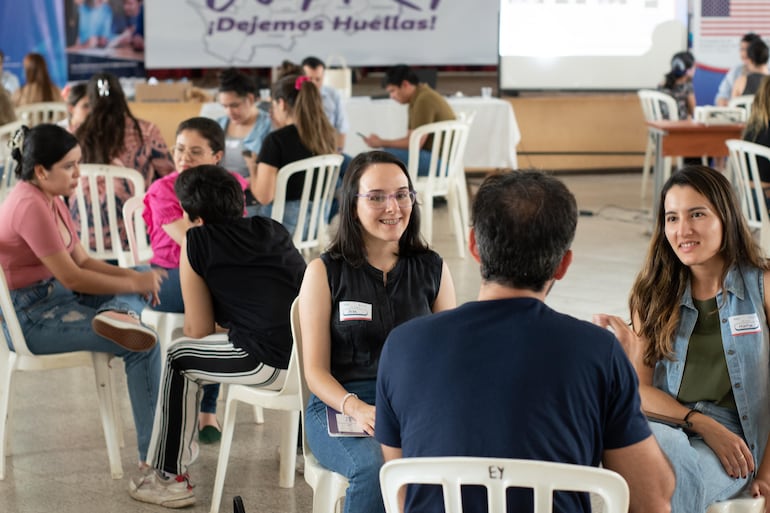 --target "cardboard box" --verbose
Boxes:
[134,82,191,102]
